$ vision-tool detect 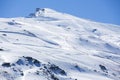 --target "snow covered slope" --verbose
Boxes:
[0,8,120,80]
